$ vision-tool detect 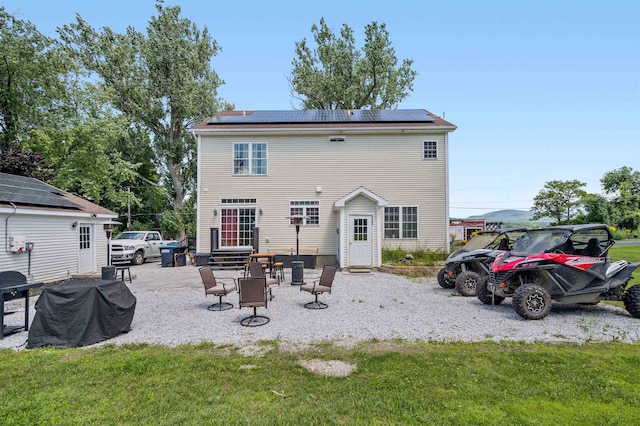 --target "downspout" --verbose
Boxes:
[5,202,17,252]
